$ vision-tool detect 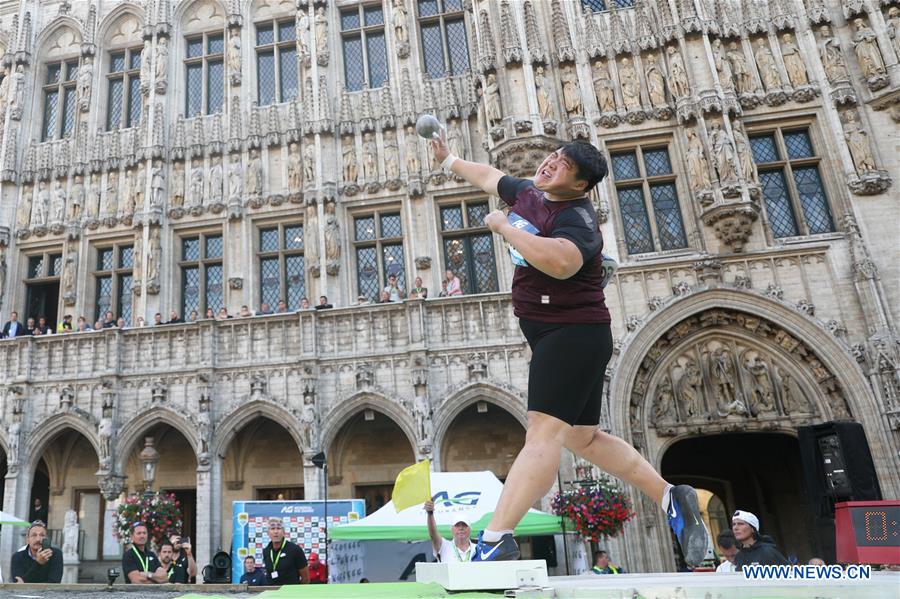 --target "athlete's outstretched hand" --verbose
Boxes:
[430,127,450,164]
[484,209,507,233]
